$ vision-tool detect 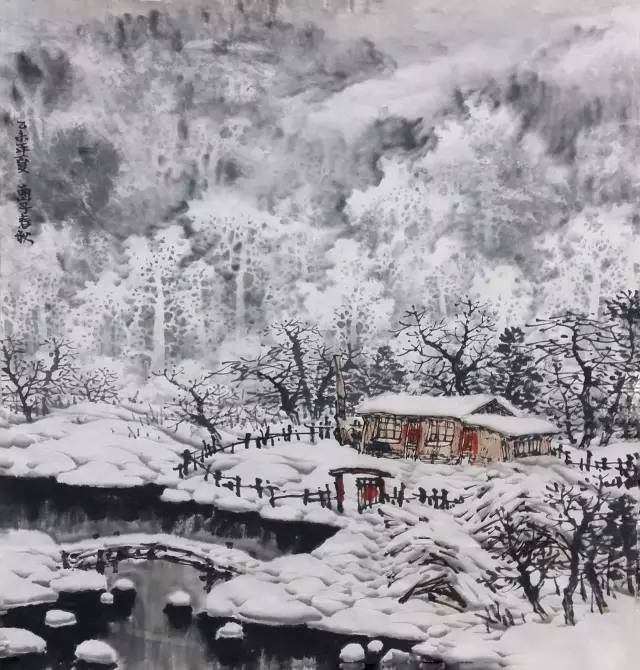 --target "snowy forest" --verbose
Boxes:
[0,4,639,669]
[2,291,640,450]
[1,2,640,449]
